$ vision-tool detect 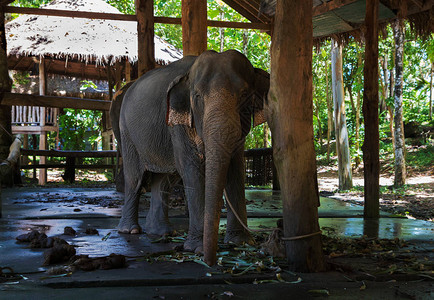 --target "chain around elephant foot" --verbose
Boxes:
[224,229,254,245]
[118,218,142,234]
